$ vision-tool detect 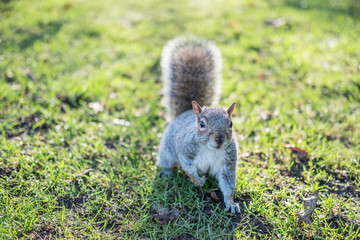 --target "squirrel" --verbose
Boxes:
[158,36,240,214]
